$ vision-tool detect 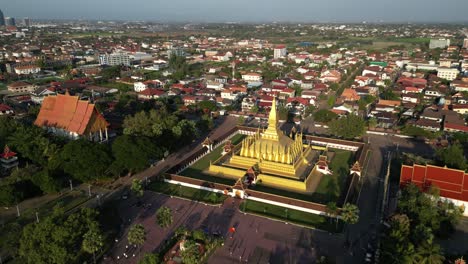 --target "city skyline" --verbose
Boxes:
[2,0,468,23]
